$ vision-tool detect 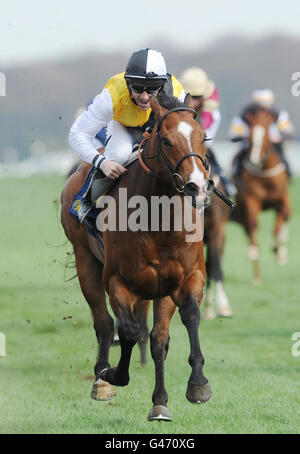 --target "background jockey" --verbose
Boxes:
[69,48,185,182]
[179,67,236,196]
[229,89,294,178]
